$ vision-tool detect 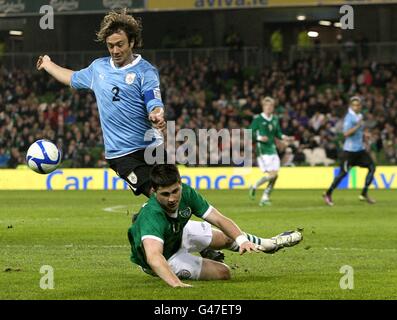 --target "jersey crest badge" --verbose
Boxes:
[125,73,136,85]
[179,207,192,218]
